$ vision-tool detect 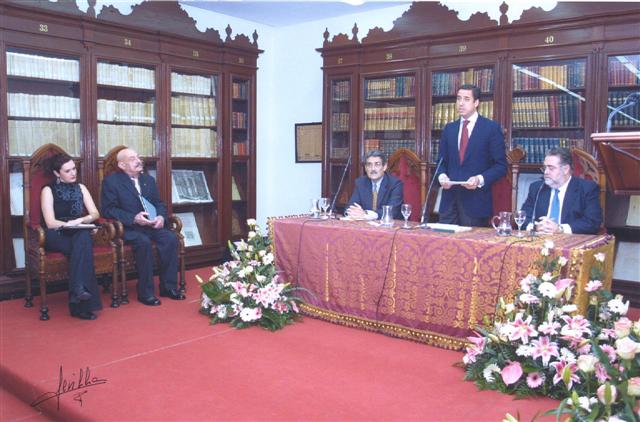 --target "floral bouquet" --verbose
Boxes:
[463,240,640,421]
[197,219,302,331]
